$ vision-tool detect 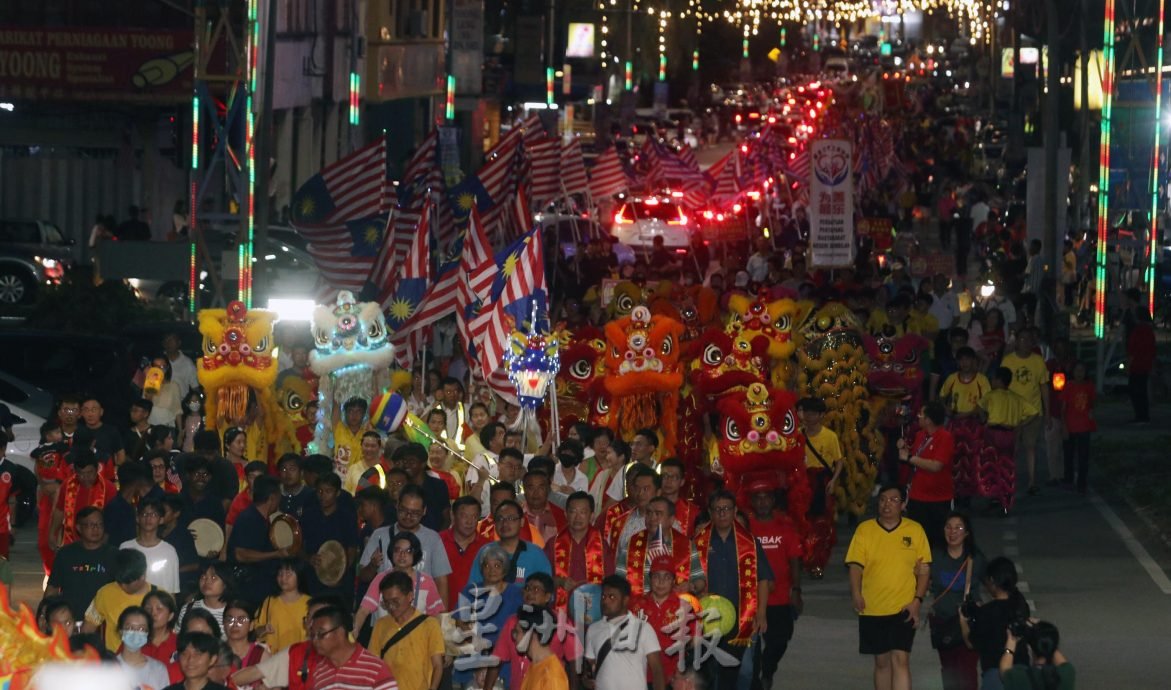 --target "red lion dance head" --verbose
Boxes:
[553,326,606,437]
[688,328,770,397]
[603,306,684,452]
[715,382,811,531]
